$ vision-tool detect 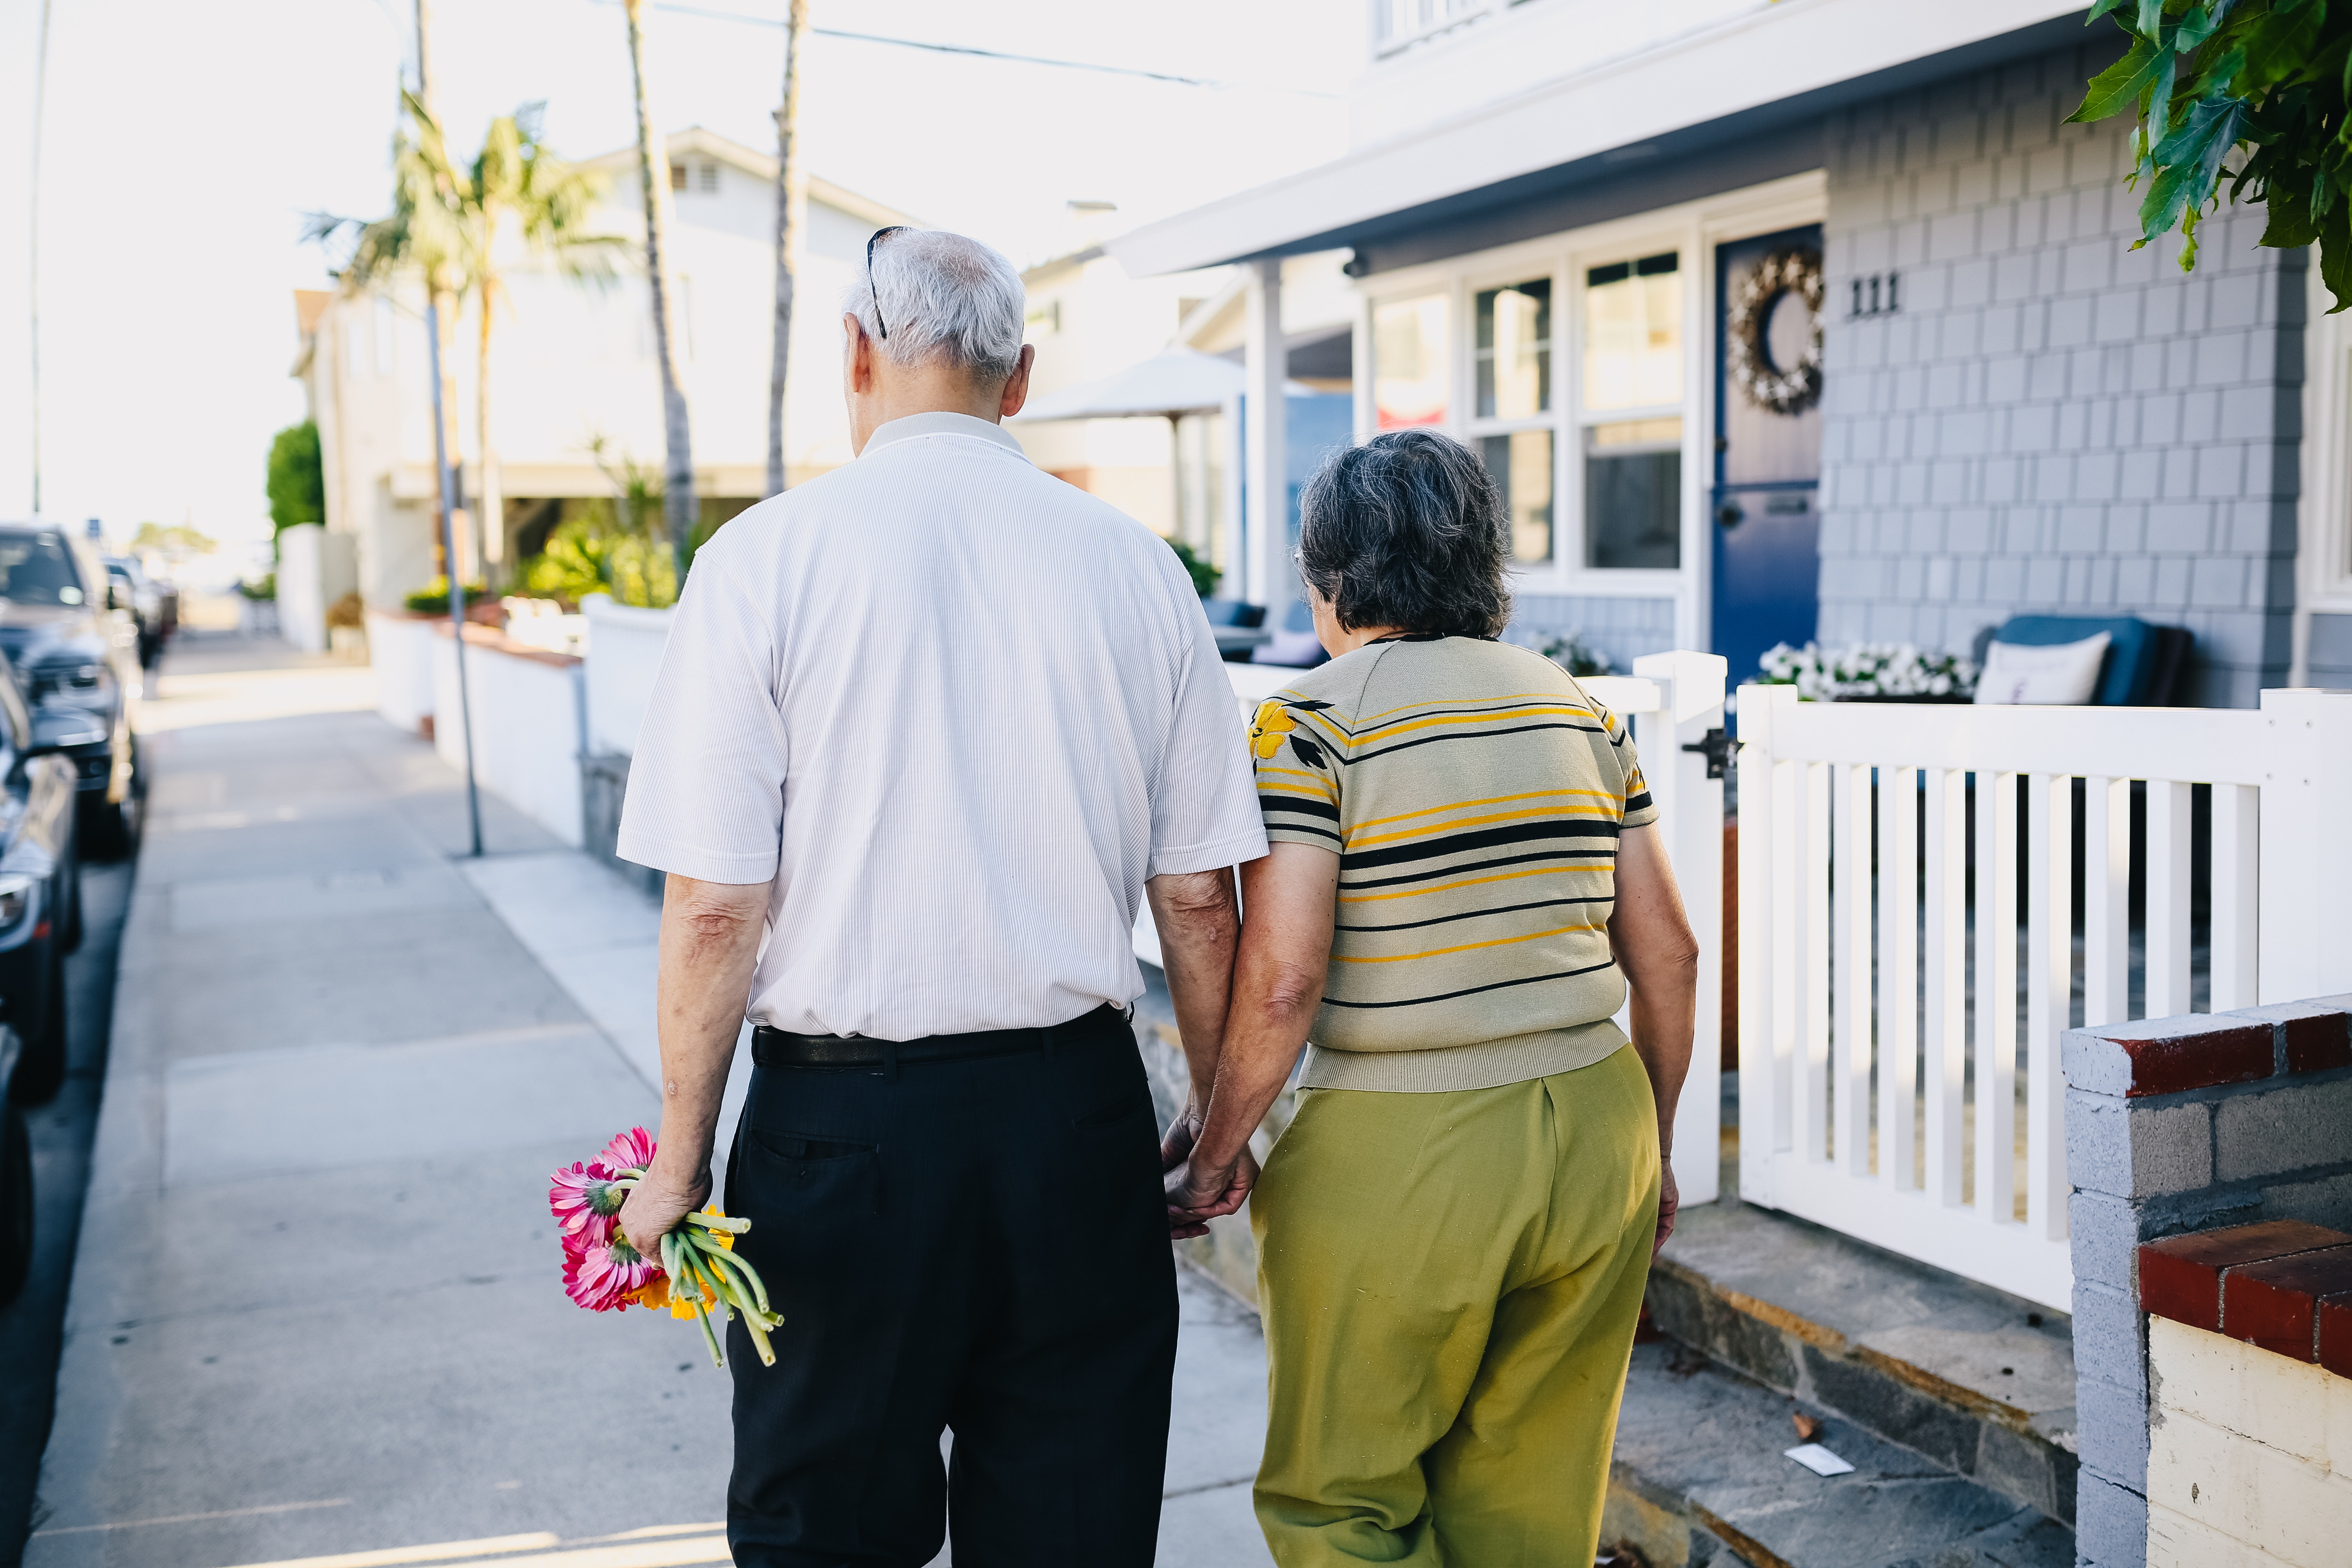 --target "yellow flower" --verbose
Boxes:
[1250,700,1296,760]
[698,1206,735,1252]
